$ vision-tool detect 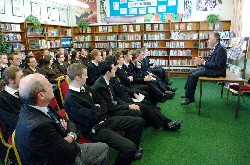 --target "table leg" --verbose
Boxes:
[221,82,224,98]
[235,82,242,118]
[198,80,203,115]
